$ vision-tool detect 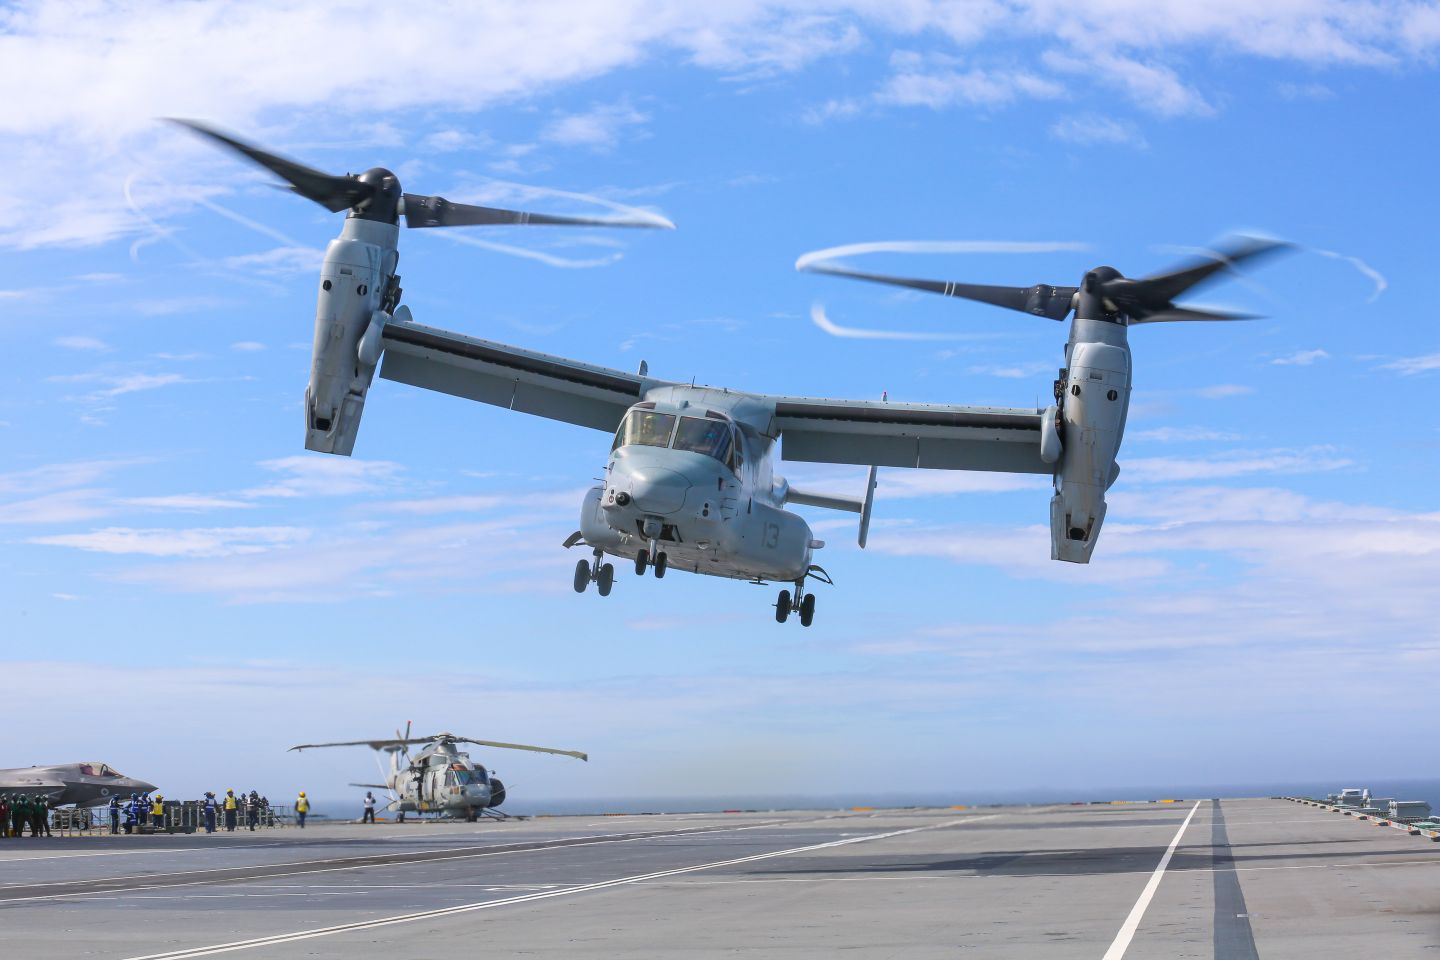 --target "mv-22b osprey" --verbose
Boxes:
[173,120,1286,625]
[290,727,587,821]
